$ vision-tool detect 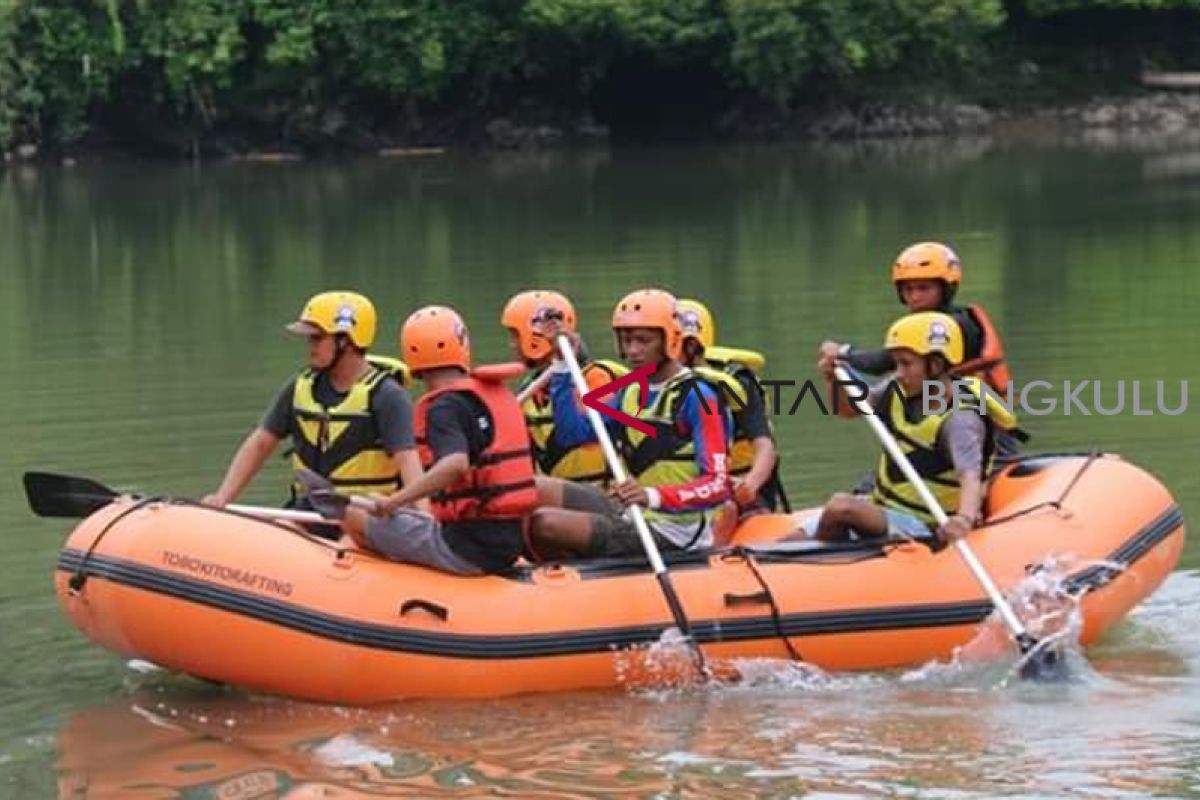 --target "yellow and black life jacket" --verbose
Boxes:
[520,359,625,485]
[366,355,413,389]
[614,369,725,536]
[870,377,1016,526]
[290,365,400,496]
